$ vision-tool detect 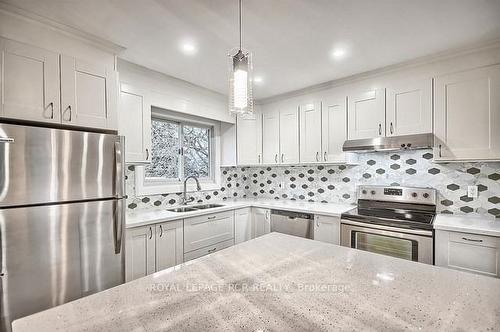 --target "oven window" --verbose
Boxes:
[353,231,417,261]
